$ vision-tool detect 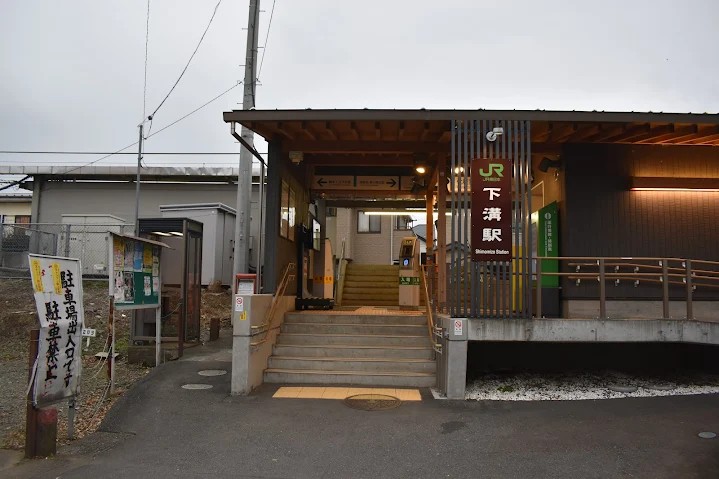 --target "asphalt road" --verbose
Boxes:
[5,339,719,479]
